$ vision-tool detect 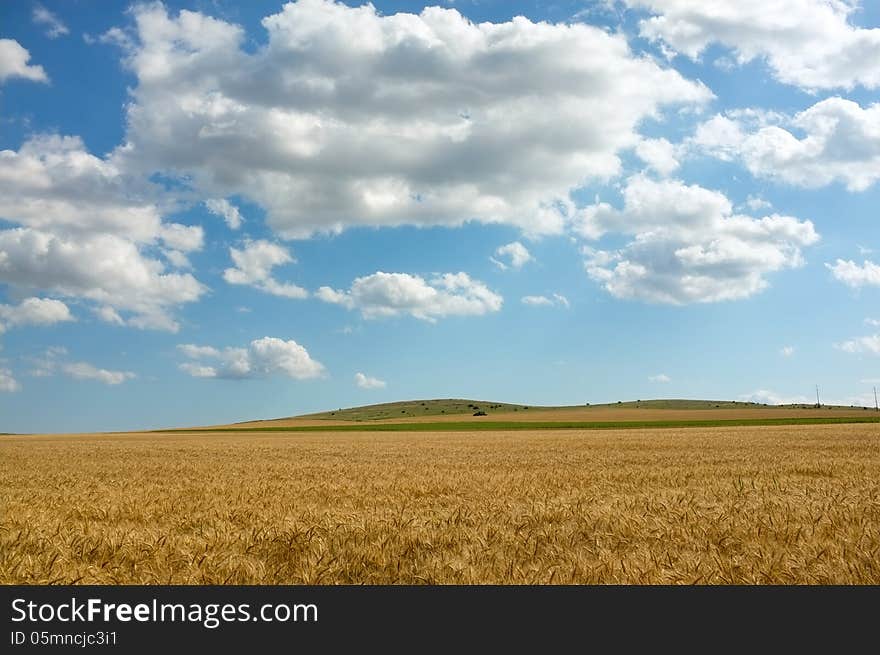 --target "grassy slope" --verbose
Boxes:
[289,398,833,422]
[167,415,880,434]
